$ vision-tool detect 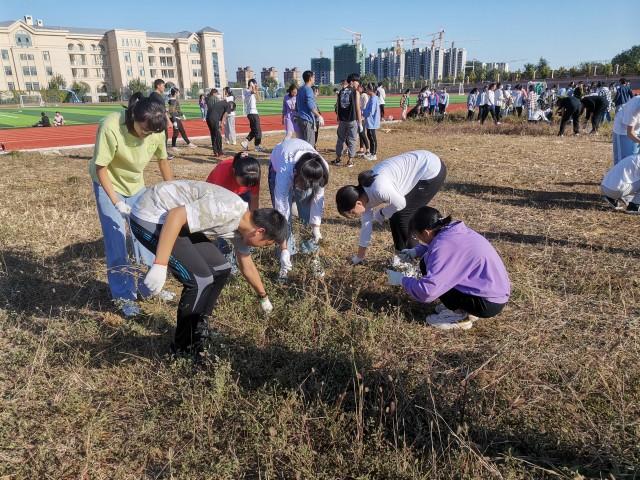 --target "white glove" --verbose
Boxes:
[398,248,418,261]
[386,269,404,286]
[318,116,325,127]
[280,249,292,271]
[114,200,131,216]
[144,264,168,295]
[311,225,322,242]
[173,121,178,128]
[351,254,365,265]
[373,209,386,225]
[259,296,273,314]
[358,123,364,133]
